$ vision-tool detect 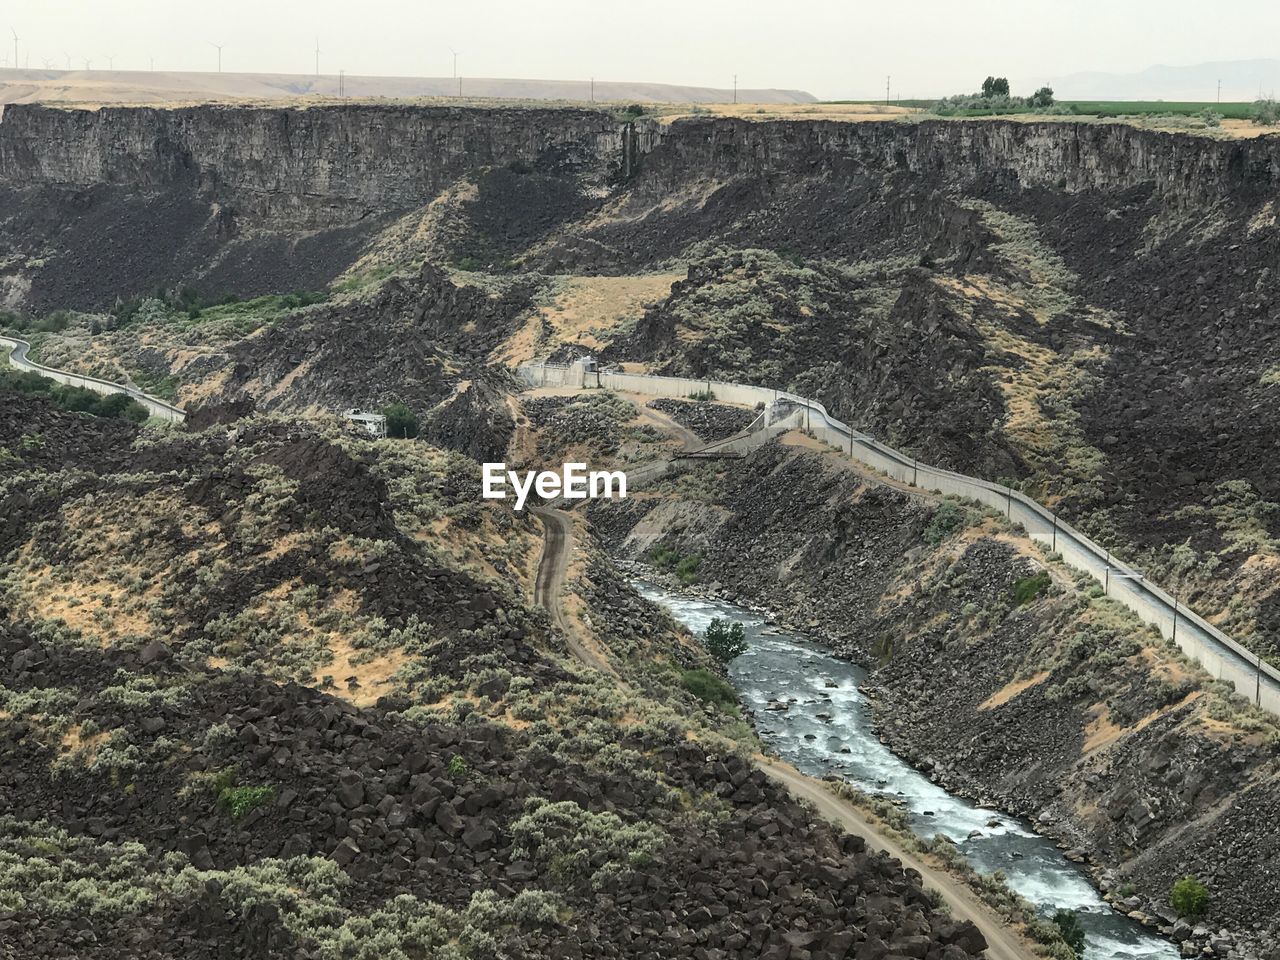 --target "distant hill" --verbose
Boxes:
[1052,59,1280,102]
[0,67,816,107]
